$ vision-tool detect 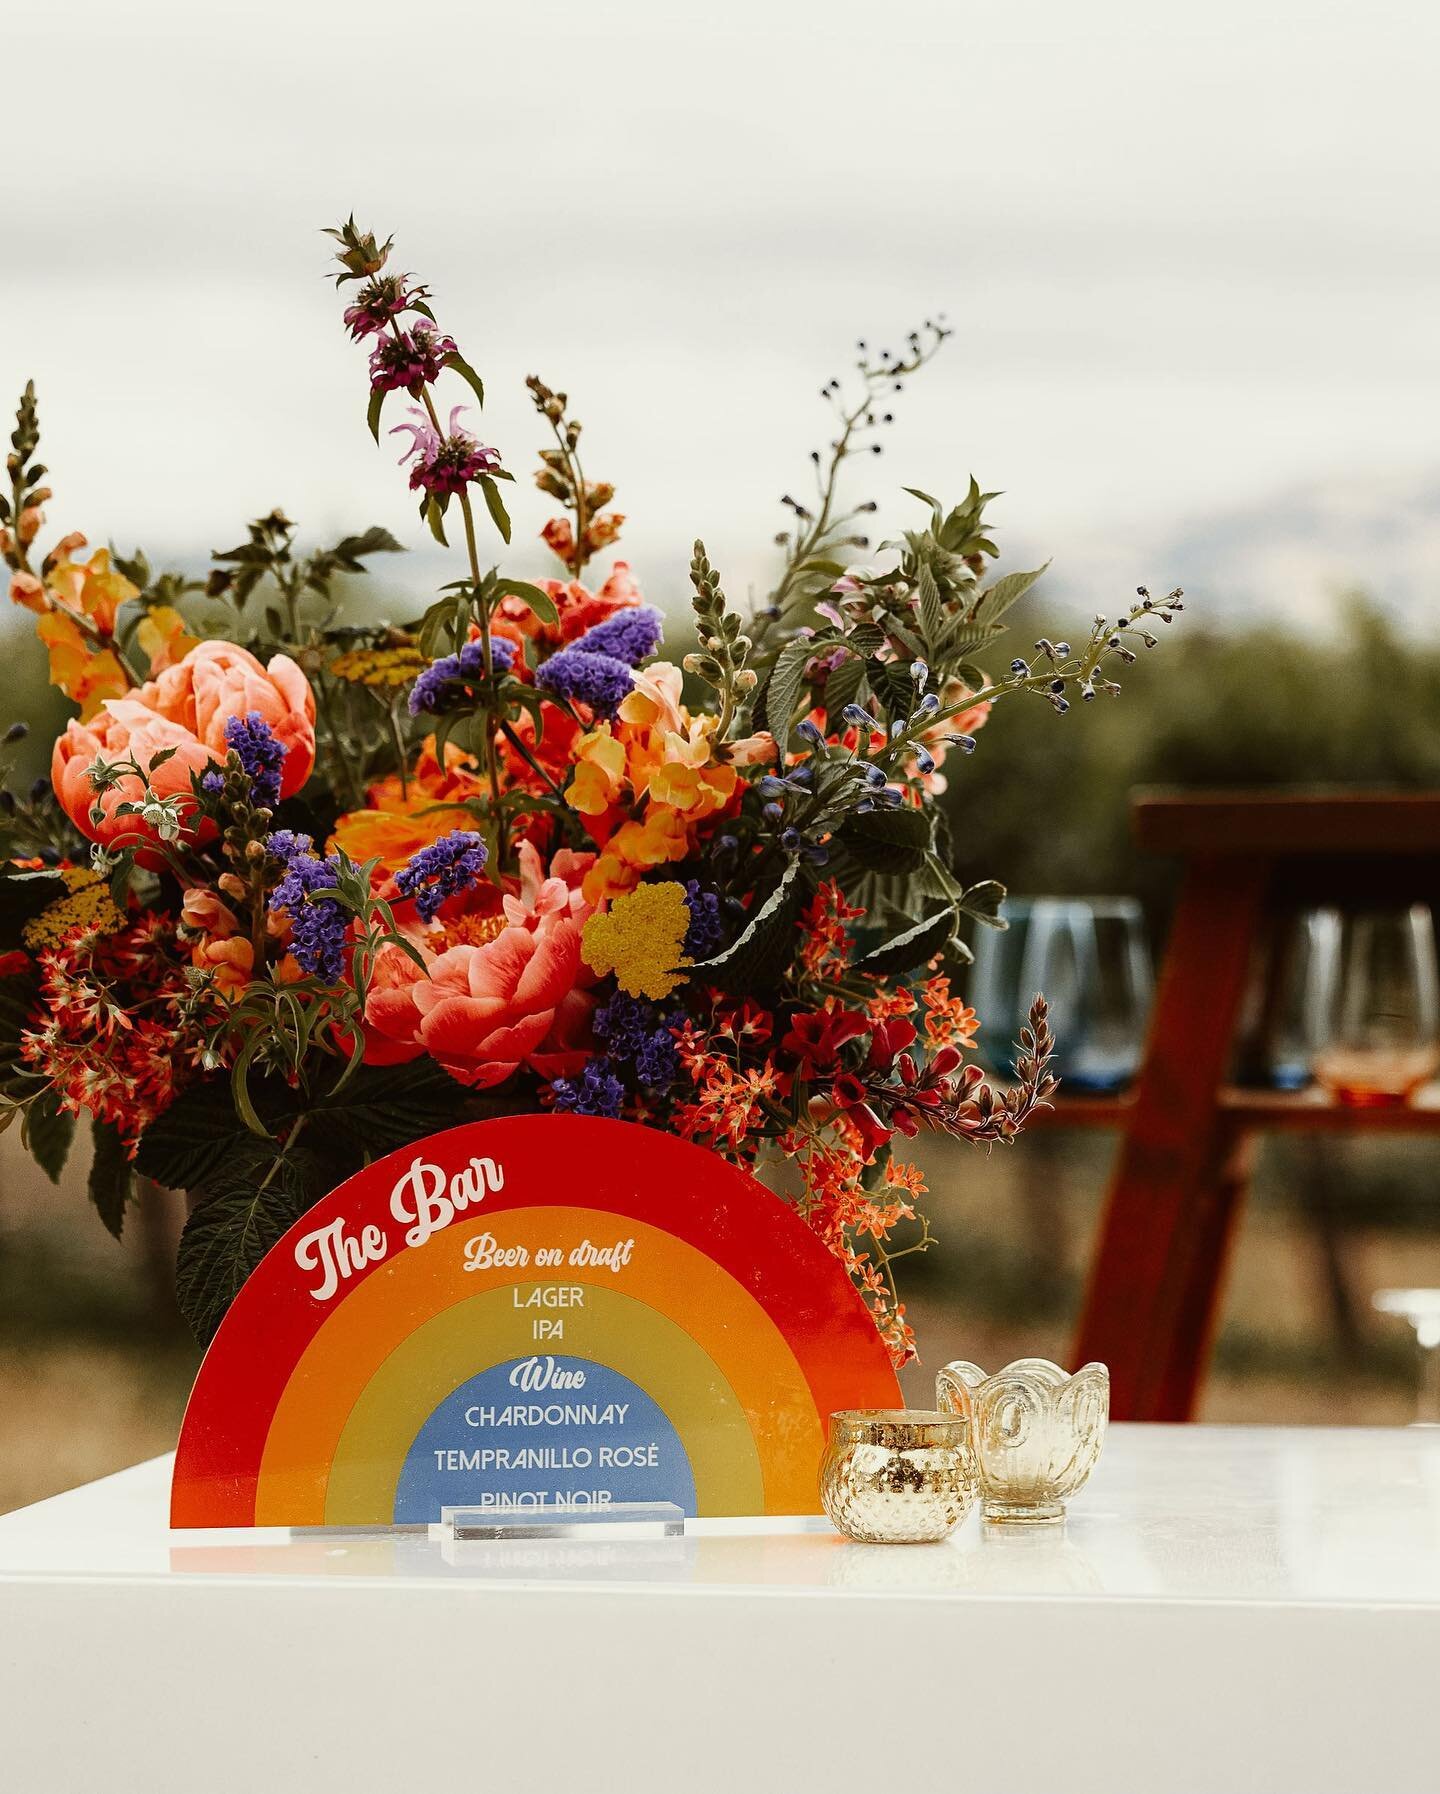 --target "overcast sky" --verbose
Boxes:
[5,0,1440,628]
